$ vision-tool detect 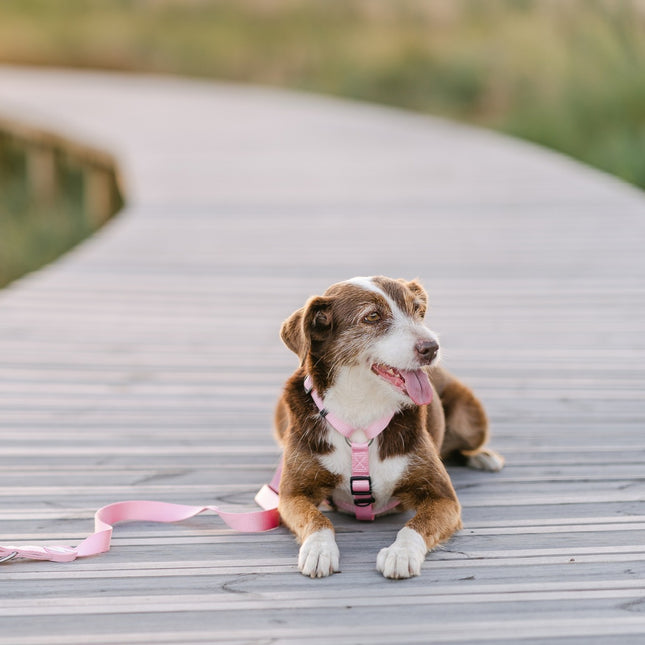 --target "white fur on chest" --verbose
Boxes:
[318,428,409,513]
[323,364,409,430]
